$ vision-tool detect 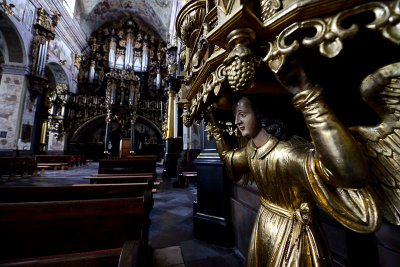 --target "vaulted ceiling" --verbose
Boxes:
[75,0,173,40]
